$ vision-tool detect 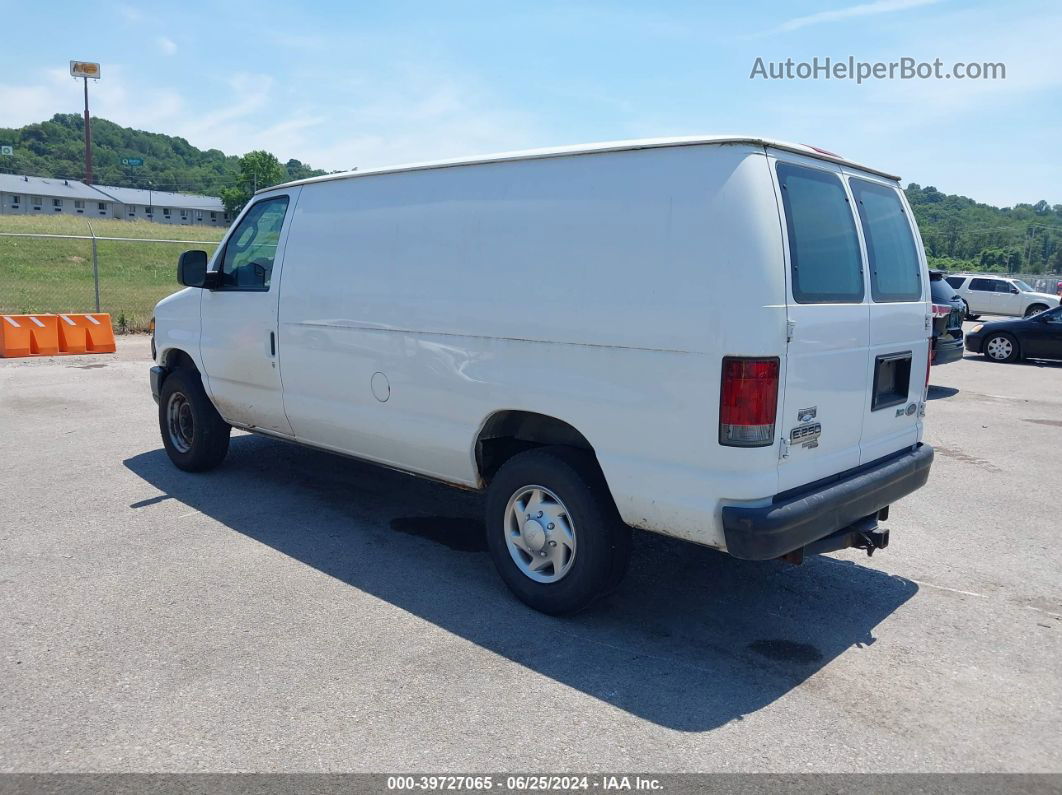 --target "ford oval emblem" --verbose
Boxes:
[905,402,917,416]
